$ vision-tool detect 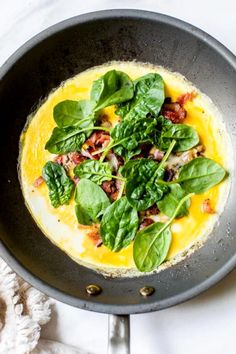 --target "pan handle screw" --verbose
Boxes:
[139,286,155,297]
[86,284,102,296]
